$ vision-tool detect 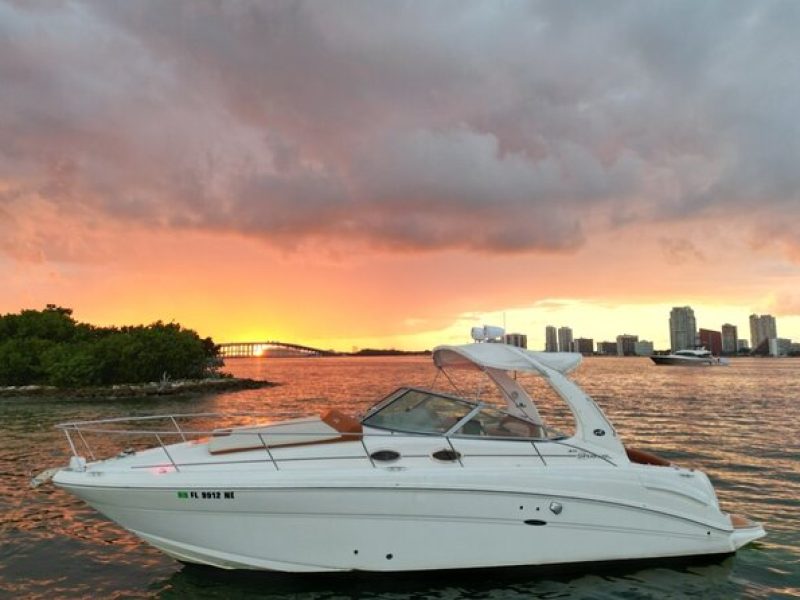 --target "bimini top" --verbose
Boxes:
[433,341,623,455]
[433,342,582,376]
